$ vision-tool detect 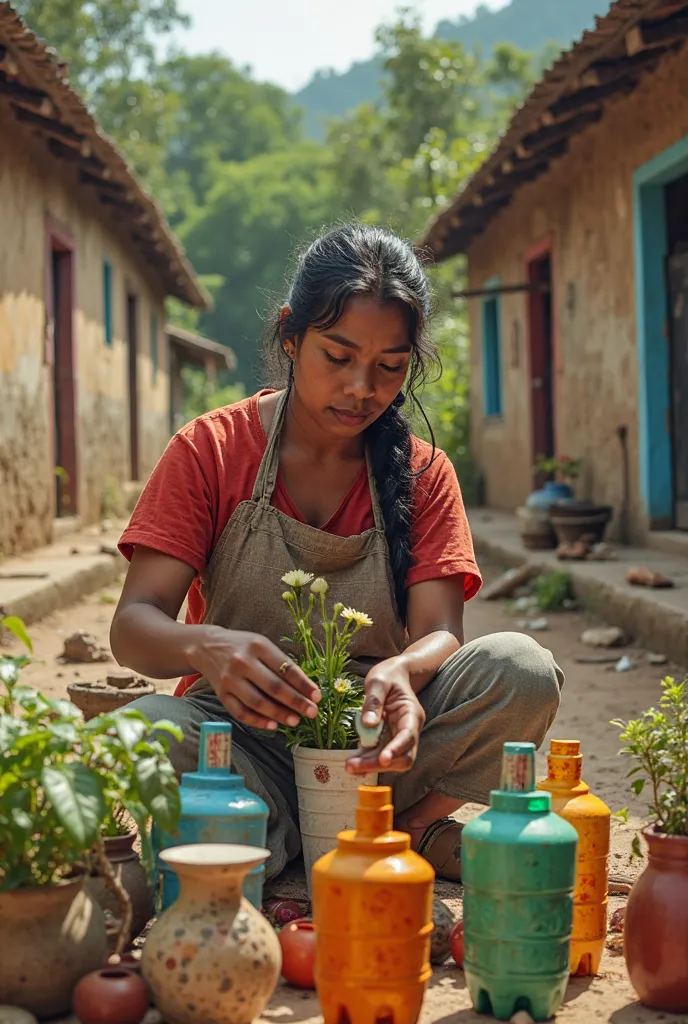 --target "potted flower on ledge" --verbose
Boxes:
[612,675,688,1013]
[280,571,378,892]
